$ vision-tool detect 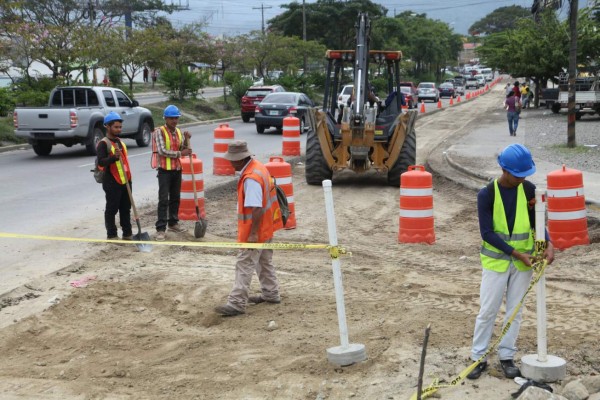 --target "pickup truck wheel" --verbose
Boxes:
[86,126,104,155]
[32,142,52,156]
[136,121,152,148]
